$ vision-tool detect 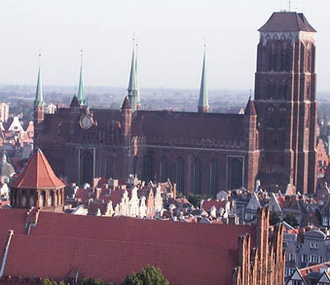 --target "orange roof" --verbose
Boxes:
[9,148,65,190]
[0,209,258,285]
